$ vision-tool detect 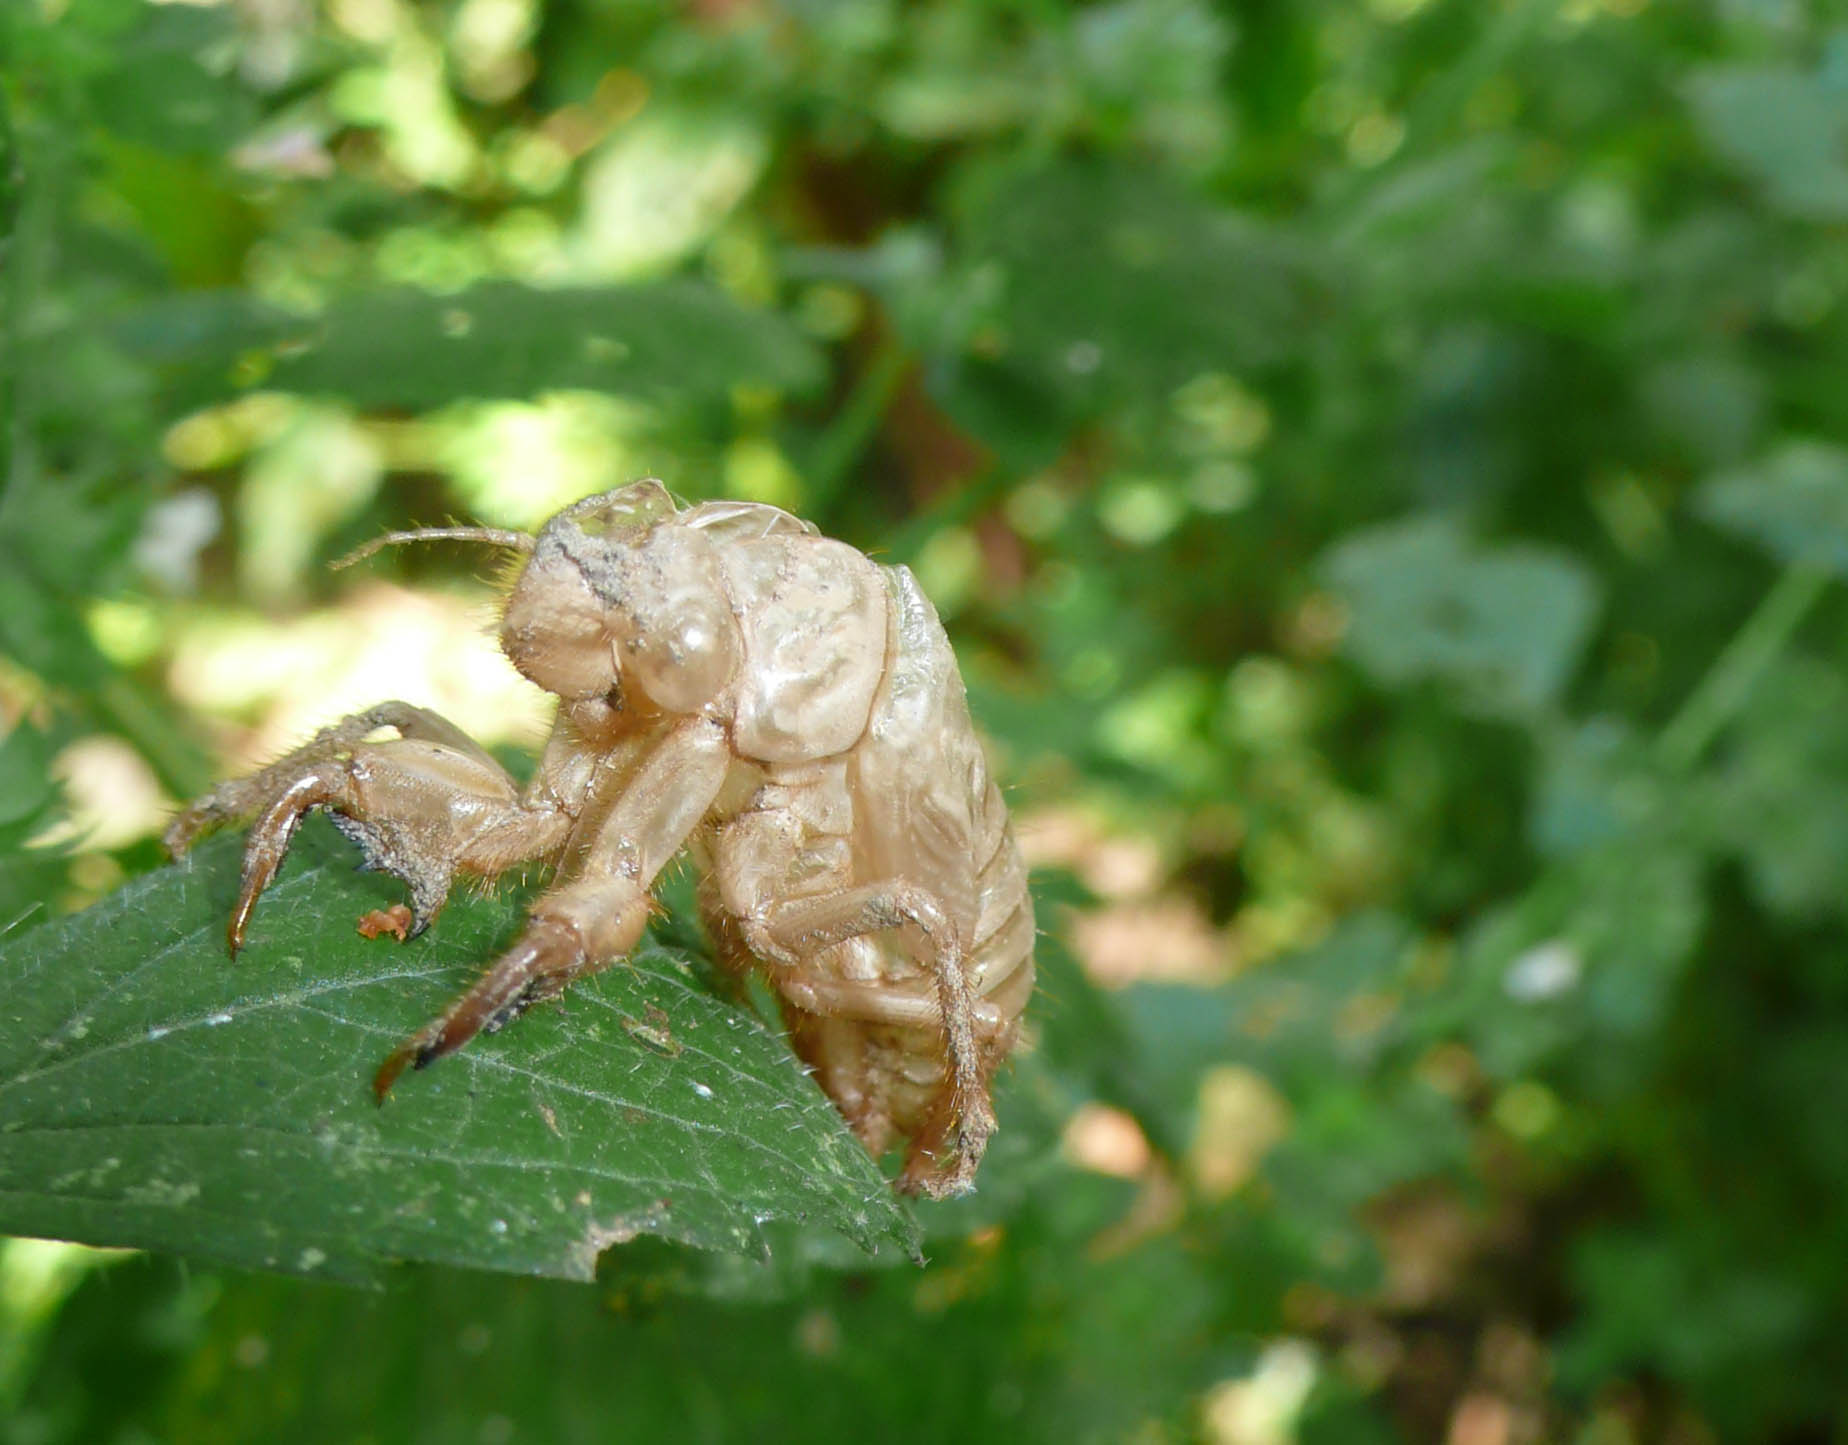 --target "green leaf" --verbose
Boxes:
[0,476,140,693]
[0,722,57,833]
[1266,1078,1467,1227]
[1457,844,1705,1086]
[1695,440,1848,576]
[963,160,1312,390]
[1688,47,1848,221]
[919,158,1316,462]
[1530,718,1668,860]
[1559,1229,1811,1411]
[15,1192,1213,1445]
[1321,516,1602,717]
[0,722,69,941]
[103,282,825,414]
[85,7,255,157]
[1703,658,1848,920]
[0,817,918,1283]
[1638,353,1764,468]
[1211,913,1414,1092]
[1031,875,1189,1159]
[106,289,291,364]
[266,280,826,409]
